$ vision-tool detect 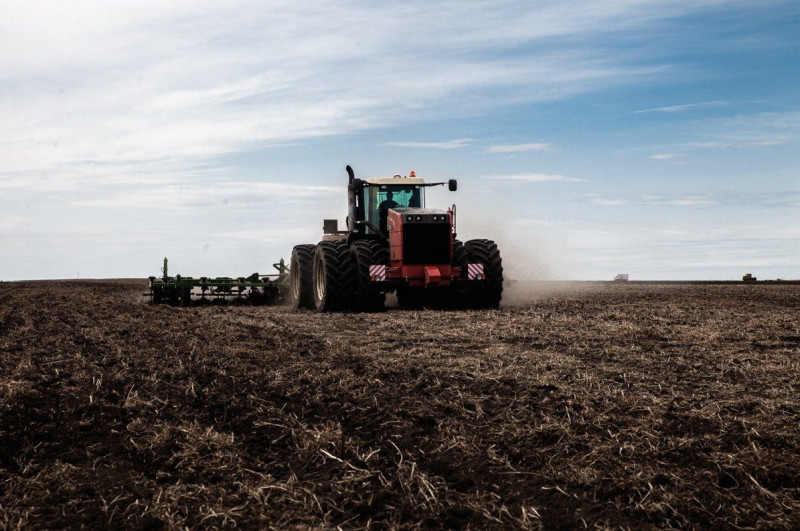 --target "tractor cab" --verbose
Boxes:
[363,176,425,235]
